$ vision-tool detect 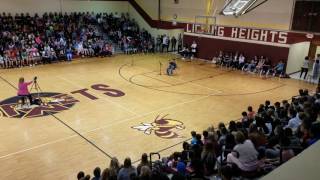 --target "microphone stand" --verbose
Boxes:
[159,61,162,75]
